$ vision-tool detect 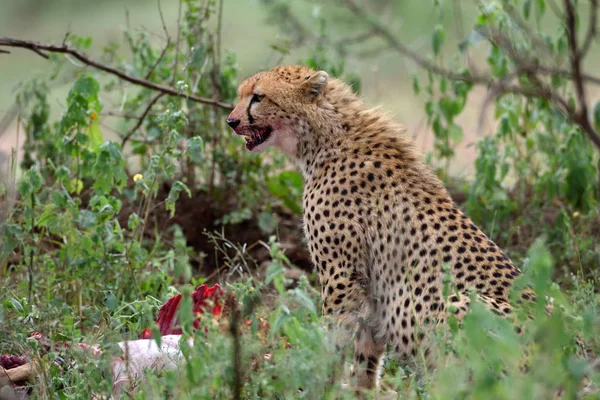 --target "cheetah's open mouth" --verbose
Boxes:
[239,126,273,151]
